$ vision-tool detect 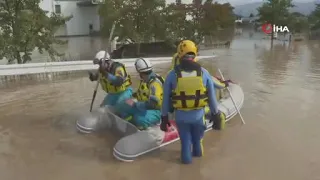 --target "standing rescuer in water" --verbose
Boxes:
[88,50,133,114]
[171,40,230,100]
[171,40,199,70]
[160,40,226,164]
